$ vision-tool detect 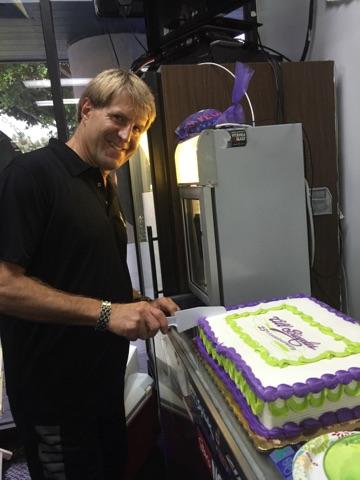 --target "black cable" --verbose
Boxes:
[259,44,292,63]
[300,0,315,61]
[101,10,147,70]
[273,60,284,123]
[116,7,147,53]
[131,33,147,53]
[338,212,347,312]
[303,133,340,306]
[236,37,292,62]
[257,32,284,123]
[301,125,314,188]
[108,32,120,66]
